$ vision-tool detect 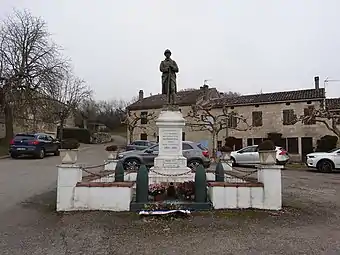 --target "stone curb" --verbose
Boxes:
[0,155,9,159]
